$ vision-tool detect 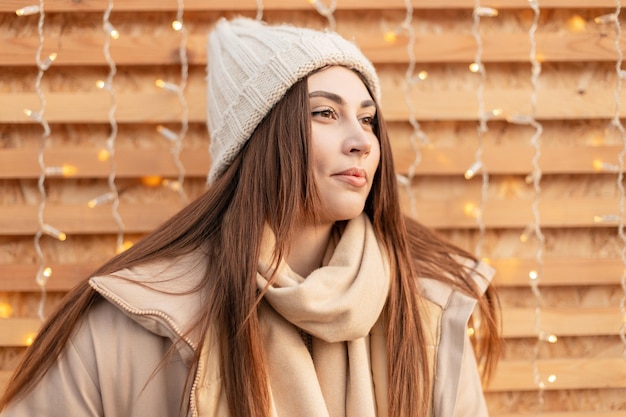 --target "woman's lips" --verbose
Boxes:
[332,167,367,187]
